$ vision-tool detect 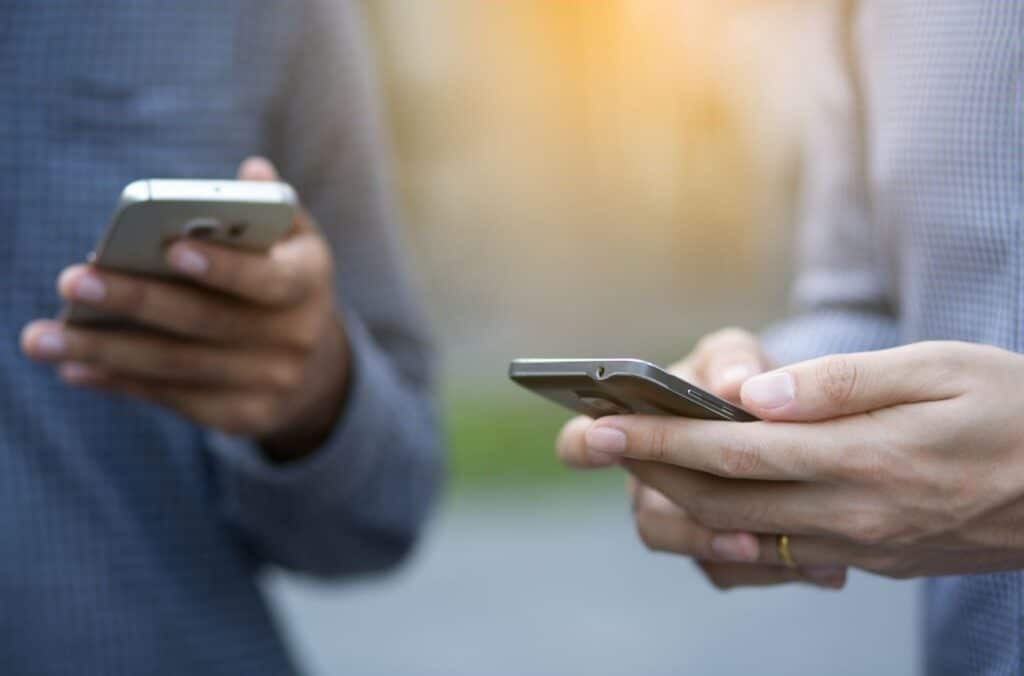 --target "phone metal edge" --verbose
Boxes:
[509,357,757,422]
